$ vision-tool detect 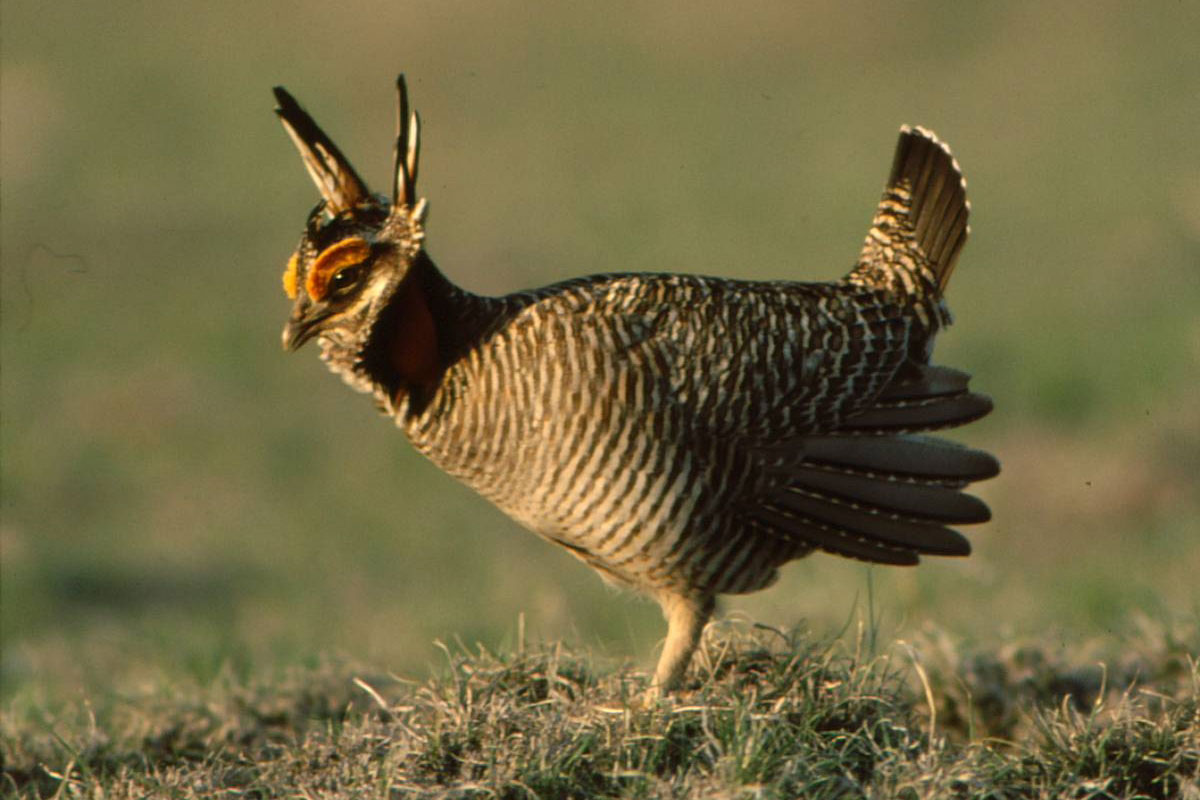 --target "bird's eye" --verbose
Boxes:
[330,265,363,295]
